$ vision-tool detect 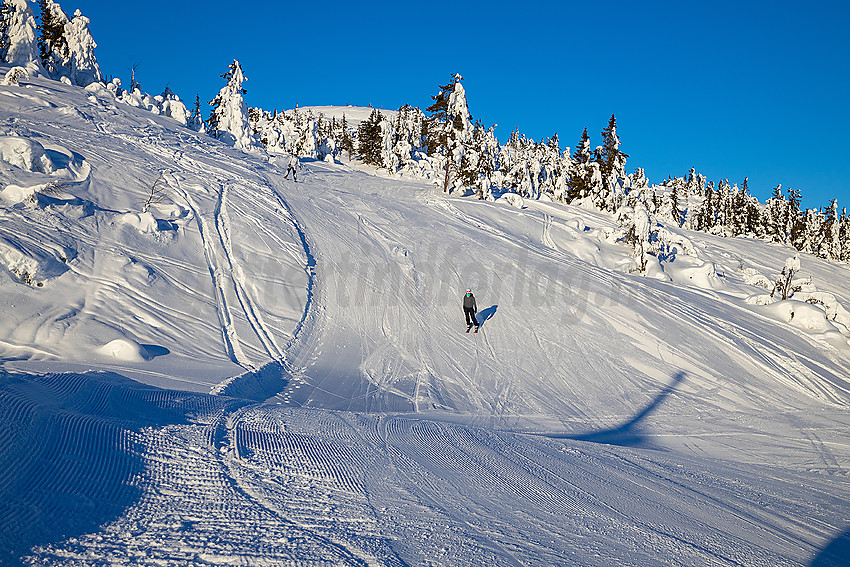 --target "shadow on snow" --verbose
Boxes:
[477,305,498,327]
[0,369,248,565]
[545,371,687,447]
[810,527,850,567]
